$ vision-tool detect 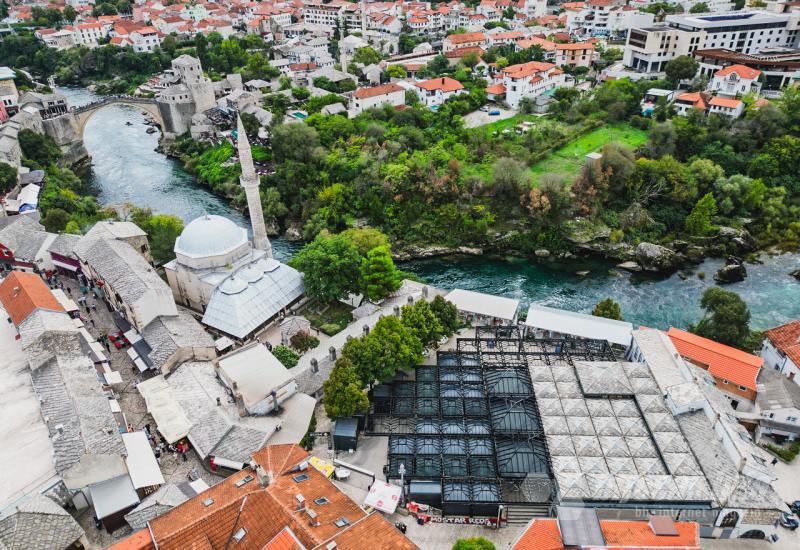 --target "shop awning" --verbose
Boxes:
[90,475,140,520]
[52,258,79,272]
[364,481,402,514]
[137,376,192,443]
[104,371,123,385]
[113,312,132,332]
[122,432,165,489]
